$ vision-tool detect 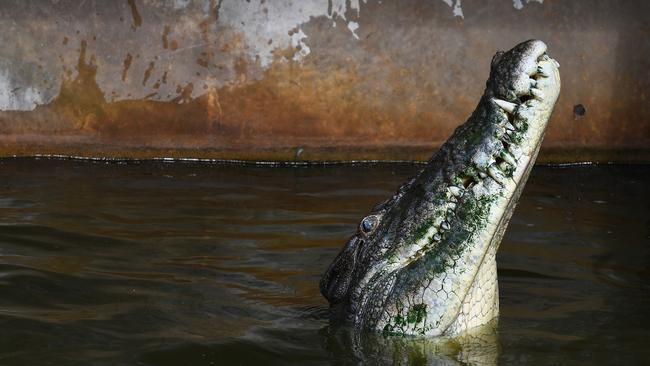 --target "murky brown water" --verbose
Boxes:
[0,159,648,365]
